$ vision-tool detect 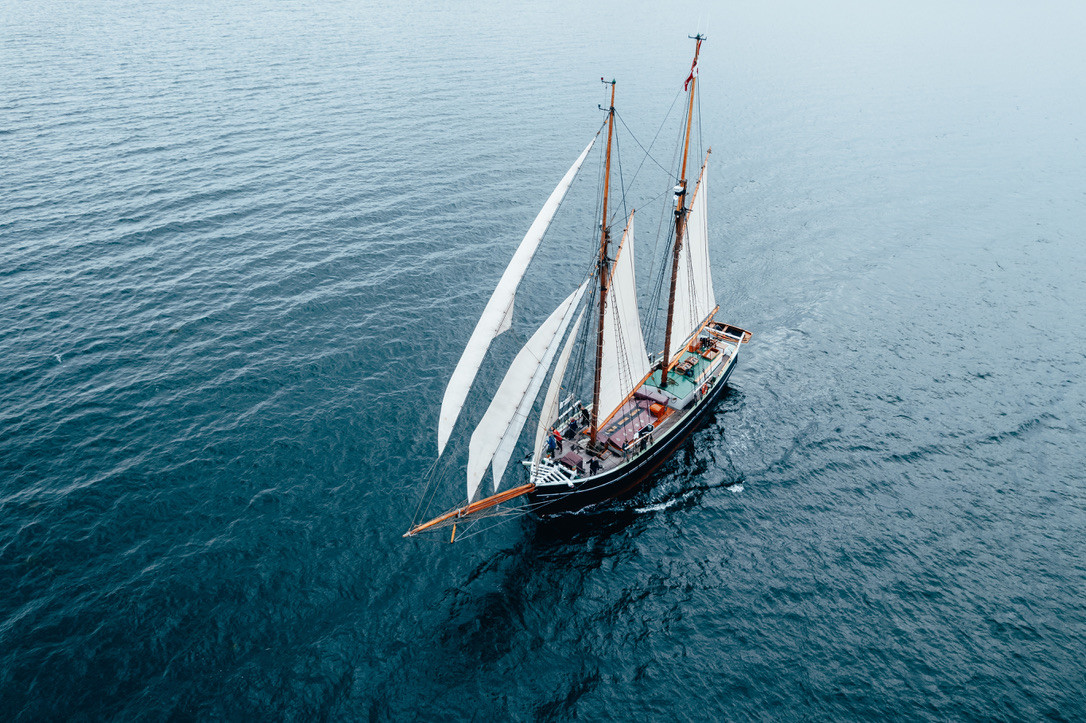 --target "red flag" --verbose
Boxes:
[684,57,698,90]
